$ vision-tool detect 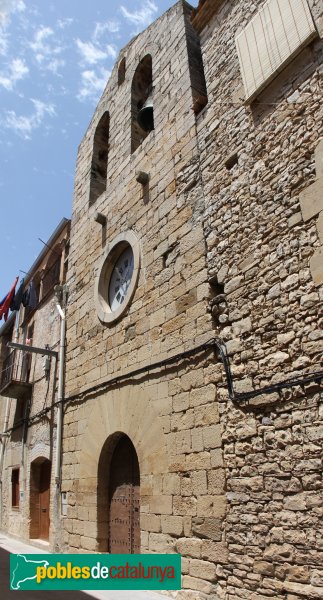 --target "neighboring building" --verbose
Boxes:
[0,218,70,548]
[63,0,322,596]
